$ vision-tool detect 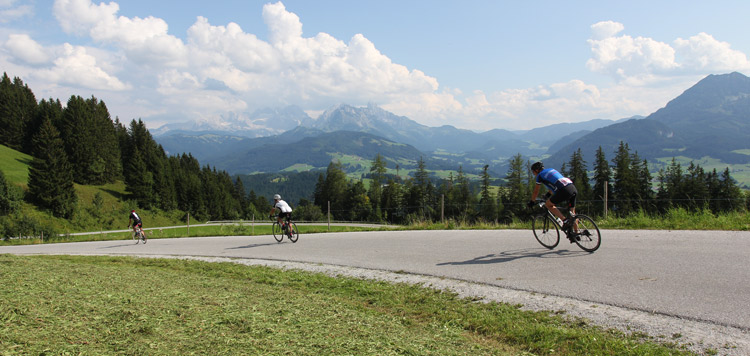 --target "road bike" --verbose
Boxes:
[531,199,600,252]
[131,225,147,244]
[270,215,299,243]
